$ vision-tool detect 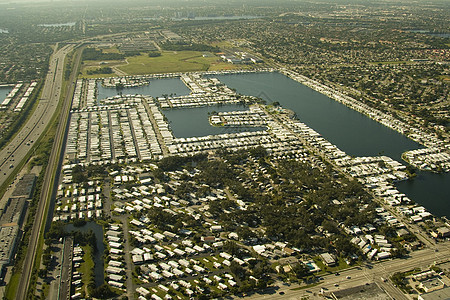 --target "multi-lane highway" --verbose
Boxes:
[14,43,80,300]
[0,44,74,188]
[246,242,450,300]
